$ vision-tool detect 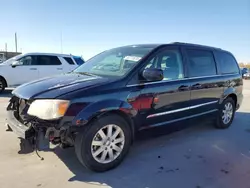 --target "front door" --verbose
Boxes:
[128,46,191,129]
[183,47,224,114]
[8,55,39,86]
